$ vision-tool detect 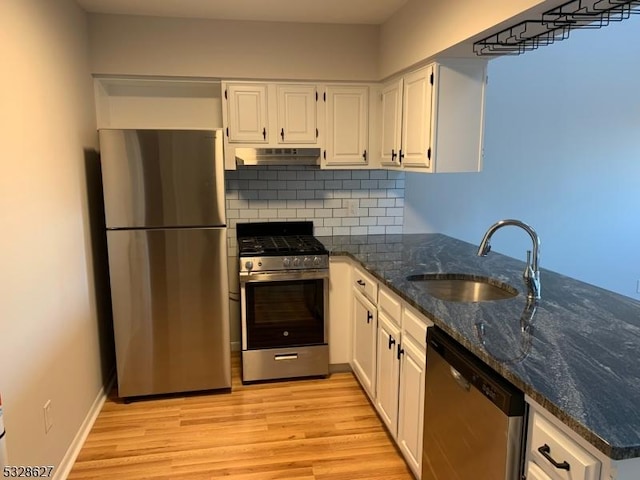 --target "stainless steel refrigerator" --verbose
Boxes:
[99,129,231,398]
